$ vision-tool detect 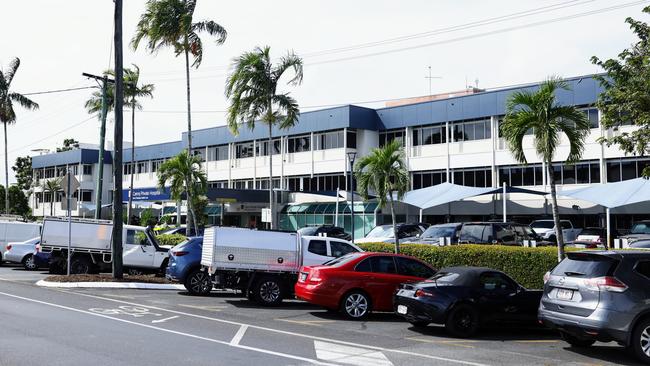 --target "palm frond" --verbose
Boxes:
[272,52,303,86]
[8,93,38,111]
[3,58,20,87]
[192,20,227,44]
